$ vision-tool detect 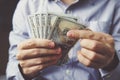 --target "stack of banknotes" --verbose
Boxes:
[27,12,87,66]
